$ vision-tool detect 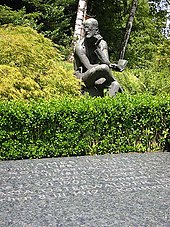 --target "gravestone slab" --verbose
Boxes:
[0,152,170,226]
